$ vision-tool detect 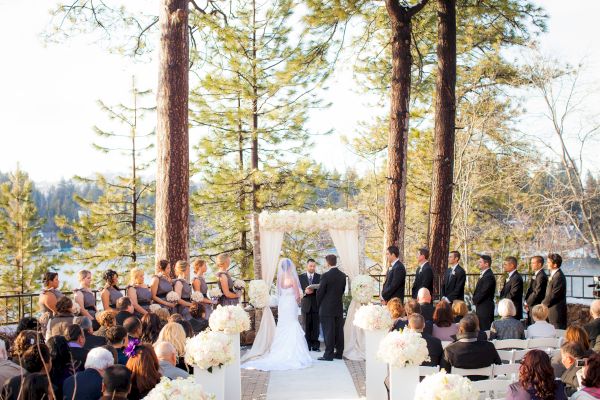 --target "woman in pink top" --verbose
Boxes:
[432,301,459,341]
